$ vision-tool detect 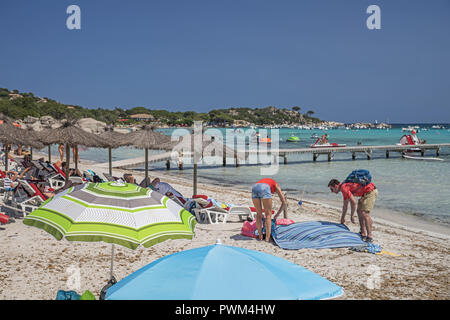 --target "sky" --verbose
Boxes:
[0,0,449,123]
